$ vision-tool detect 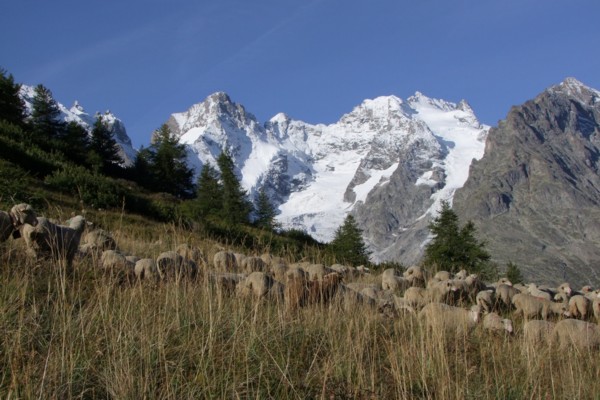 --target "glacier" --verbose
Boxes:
[165,90,489,263]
